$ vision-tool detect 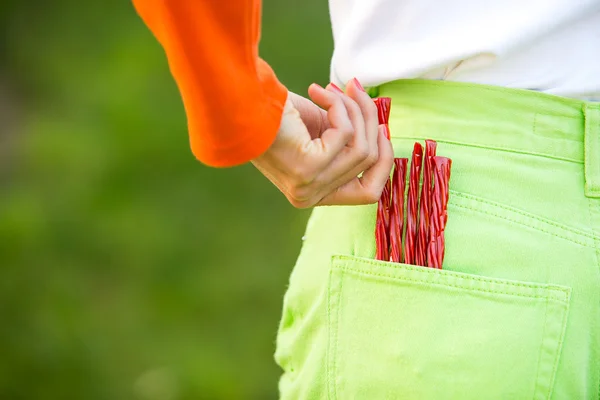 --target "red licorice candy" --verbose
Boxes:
[372,96,452,268]
[373,97,391,125]
[403,143,423,265]
[389,158,408,263]
[427,156,452,269]
[414,140,437,266]
[374,97,393,260]
[375,180,392,261]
